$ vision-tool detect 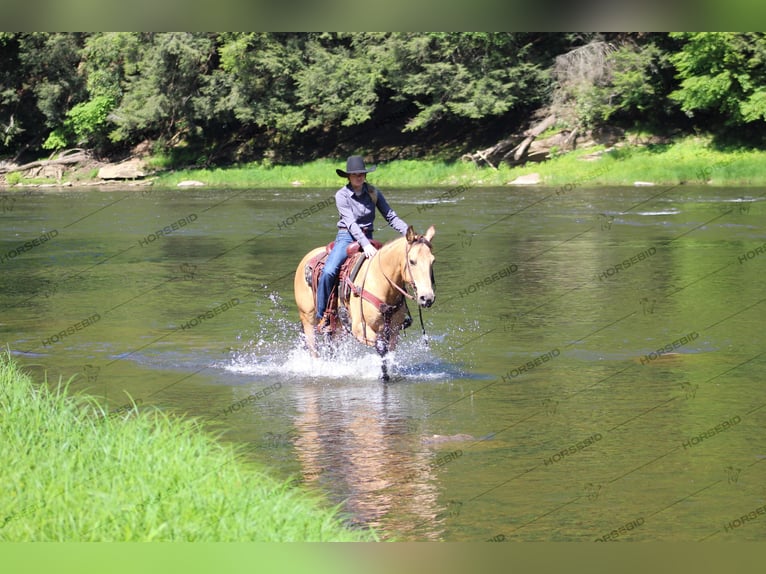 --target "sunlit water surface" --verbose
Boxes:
[2,184,765,541]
